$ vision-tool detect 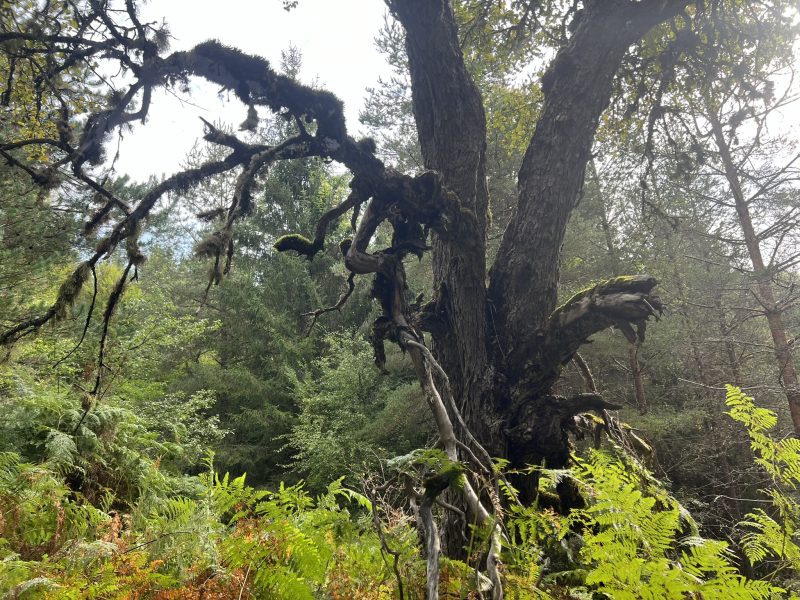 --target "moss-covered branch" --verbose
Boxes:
[510,275,662,402]
[549,274,662,348]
